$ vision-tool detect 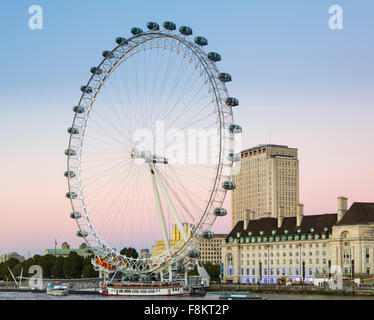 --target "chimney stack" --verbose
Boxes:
[297,204,304,227]
[249,210,256,221]
[278,207,284,228]
[337,196,348,223]
[243,209,250,229]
